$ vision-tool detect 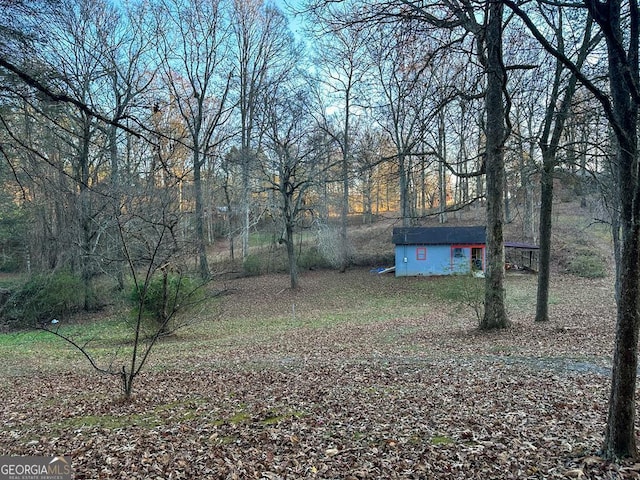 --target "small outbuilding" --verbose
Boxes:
[505,241,539,272]
[392,226,487,277]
